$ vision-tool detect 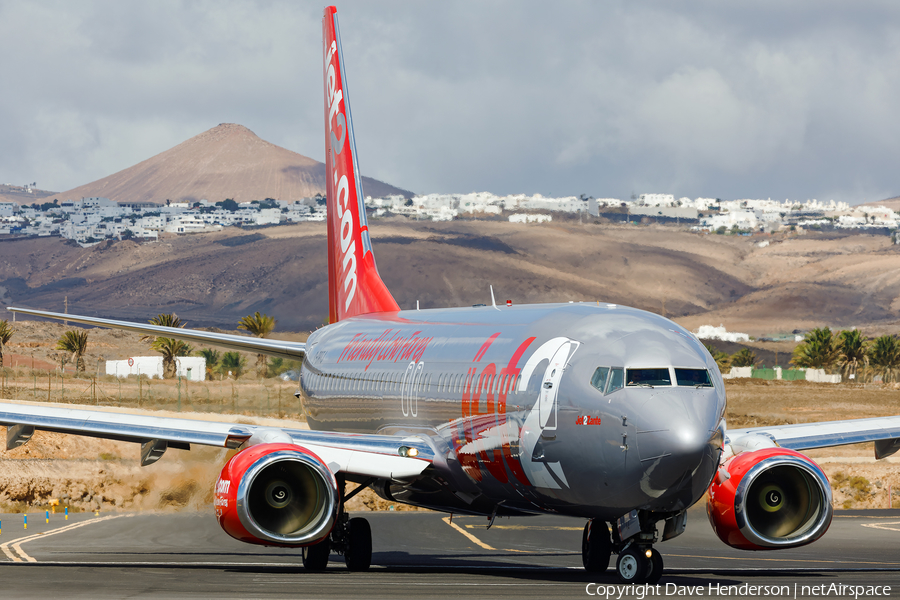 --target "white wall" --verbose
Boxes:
[106,356,205,381]
[805,369,841,384]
